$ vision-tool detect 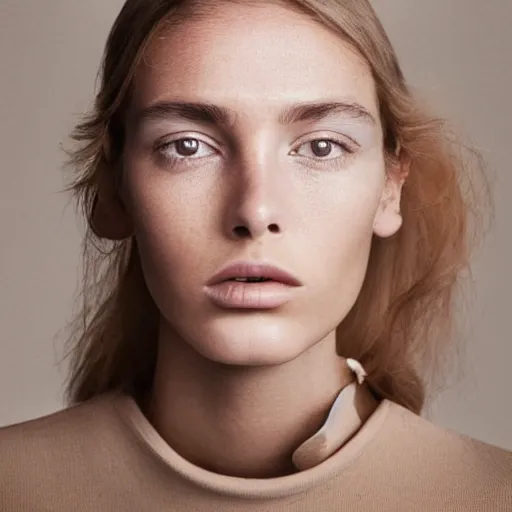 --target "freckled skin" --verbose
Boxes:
[123,3,402,366]
[120,2,405,477]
